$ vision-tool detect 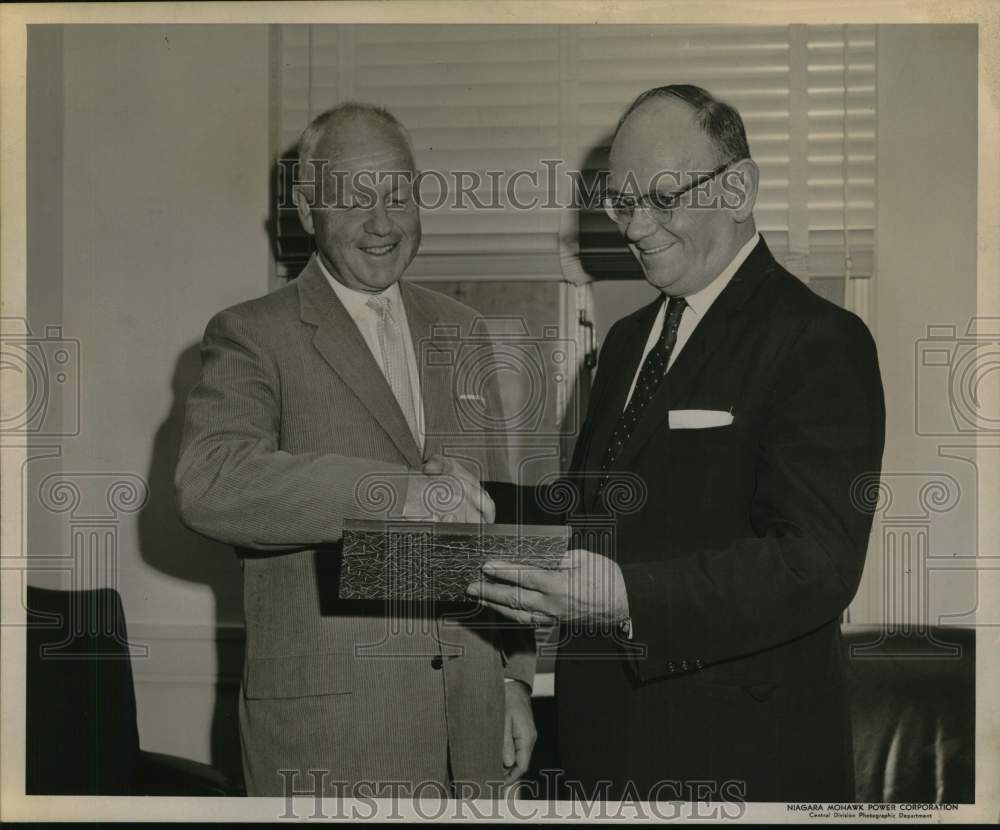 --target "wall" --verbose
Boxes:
[855,24,979,629]
[26,25,271,780]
